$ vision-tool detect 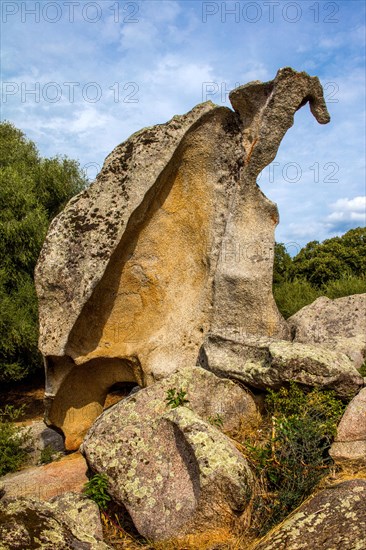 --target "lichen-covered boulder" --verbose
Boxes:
[0,495,111,549]
[81,367,256,541]
[201,334,363,399]
[49,492,104,542]
[330,387,366,465]
[35,68,330,448]
[87,366,258,435]
[253,479,366,550]
[289,294,366,370]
